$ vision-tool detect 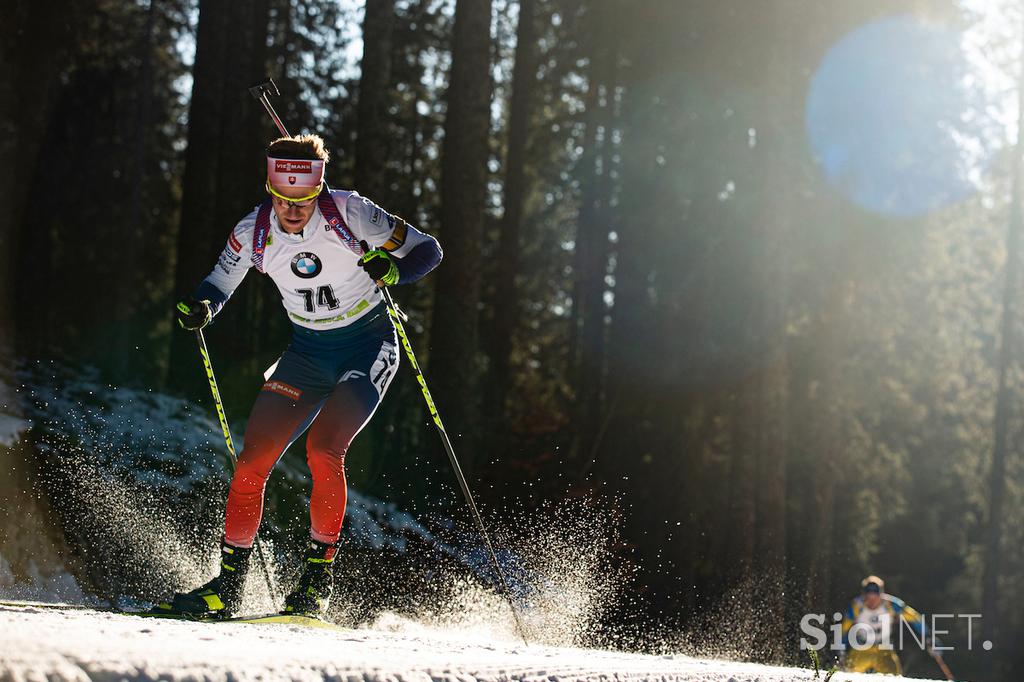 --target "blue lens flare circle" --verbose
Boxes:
[805,15,1004,218]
